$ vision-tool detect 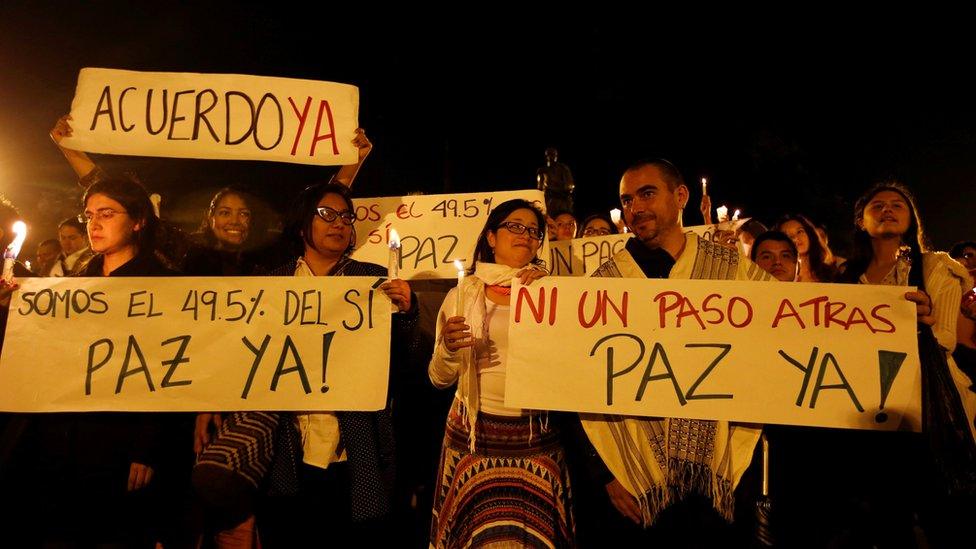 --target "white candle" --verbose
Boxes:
[609,208,621,226]
[454,259,465,317]
[2,221,27,281]
[701,177,708,196]
[716,205,729,223]
[388,228,401,280]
